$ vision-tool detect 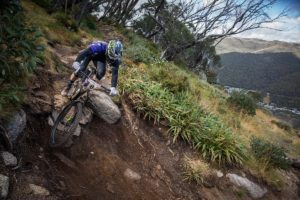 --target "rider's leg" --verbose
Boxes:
[95,61,106,81]
[111,60,119,88]
[61,50,92,96]
[109,60,119,96]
